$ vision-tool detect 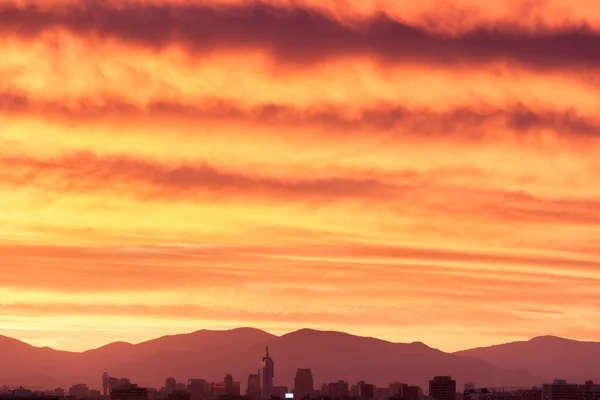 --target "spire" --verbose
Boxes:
[265,346,269,357]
